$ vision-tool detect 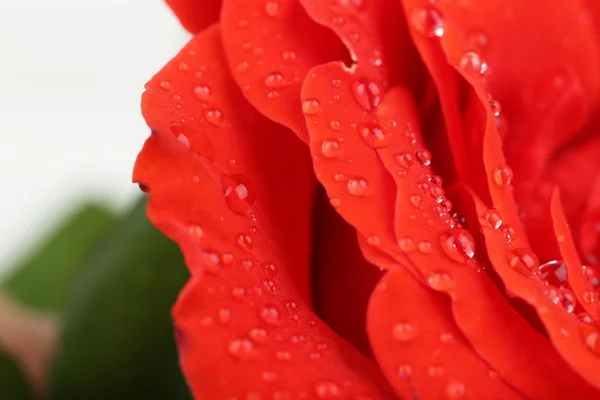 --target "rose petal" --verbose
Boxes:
[165,0,222,34]
[220,0,349,142]
[311,188,383,358]
[134,25,395,399]
[367,267,523,400]
[551,190,599,316]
